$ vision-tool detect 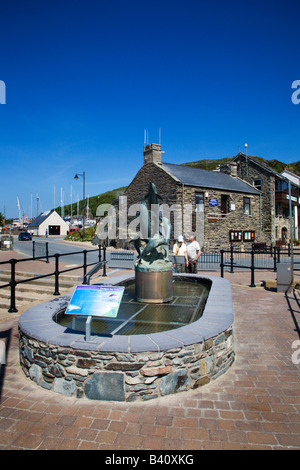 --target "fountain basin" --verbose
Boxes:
[18,274,235,402]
